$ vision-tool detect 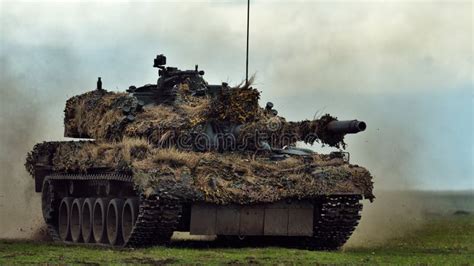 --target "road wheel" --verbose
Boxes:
[81,198,96,243]
[92,198,110,243]
[122,198,138,244]
[107,198,125,246]
[70,198,85,243]
[58,197,73,241]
